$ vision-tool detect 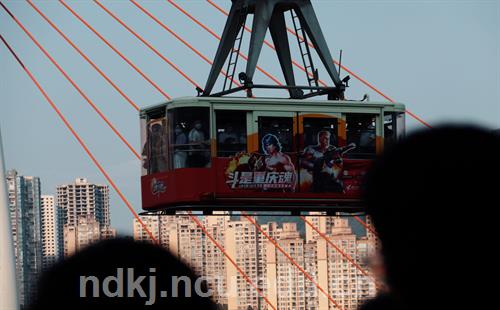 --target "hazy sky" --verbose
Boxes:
[1,0,499,234]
